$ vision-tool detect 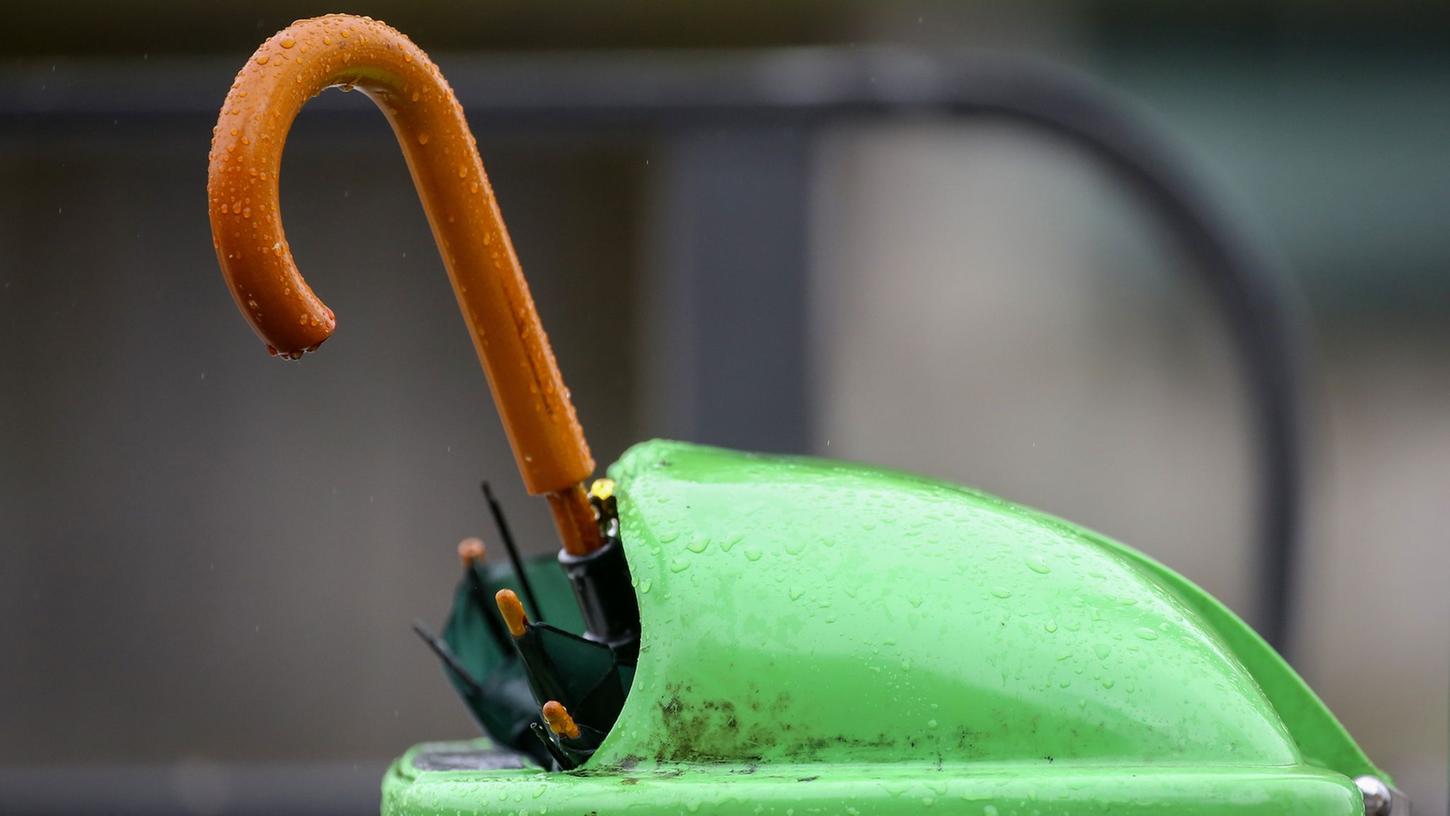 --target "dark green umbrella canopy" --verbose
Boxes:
[418,549,634,768]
